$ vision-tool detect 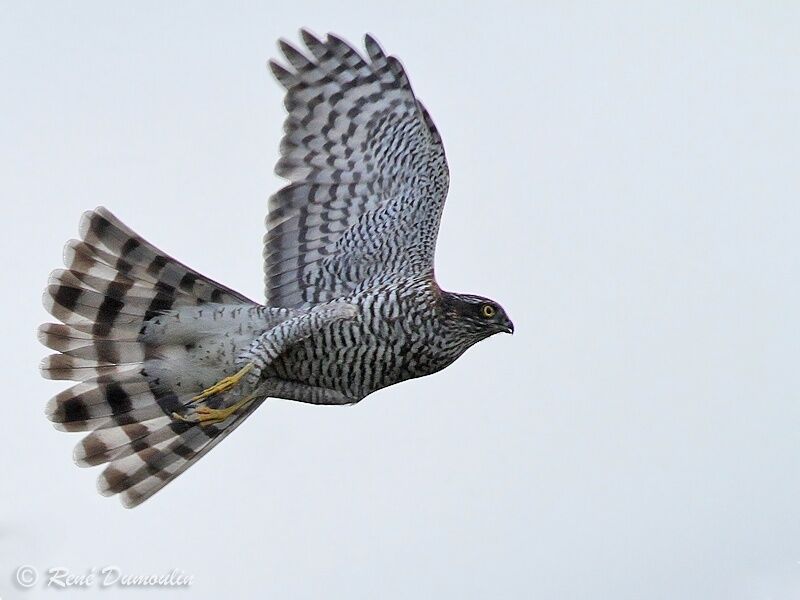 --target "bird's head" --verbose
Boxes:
[440,291,514,342]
